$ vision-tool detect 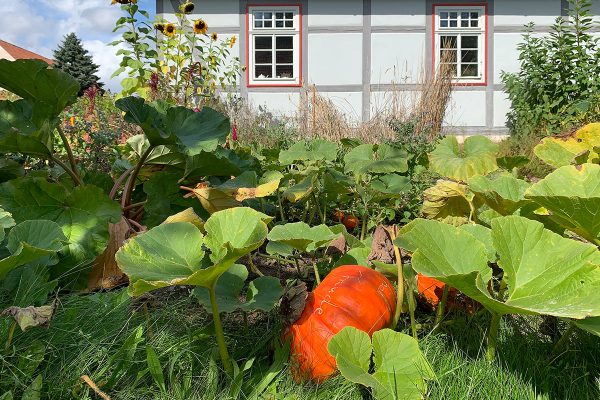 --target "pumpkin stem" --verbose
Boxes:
[209,285,233,375]
[386,226,404,330]
[312,261,321,285]
[486,312,502,362]
[433,285,450,329]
